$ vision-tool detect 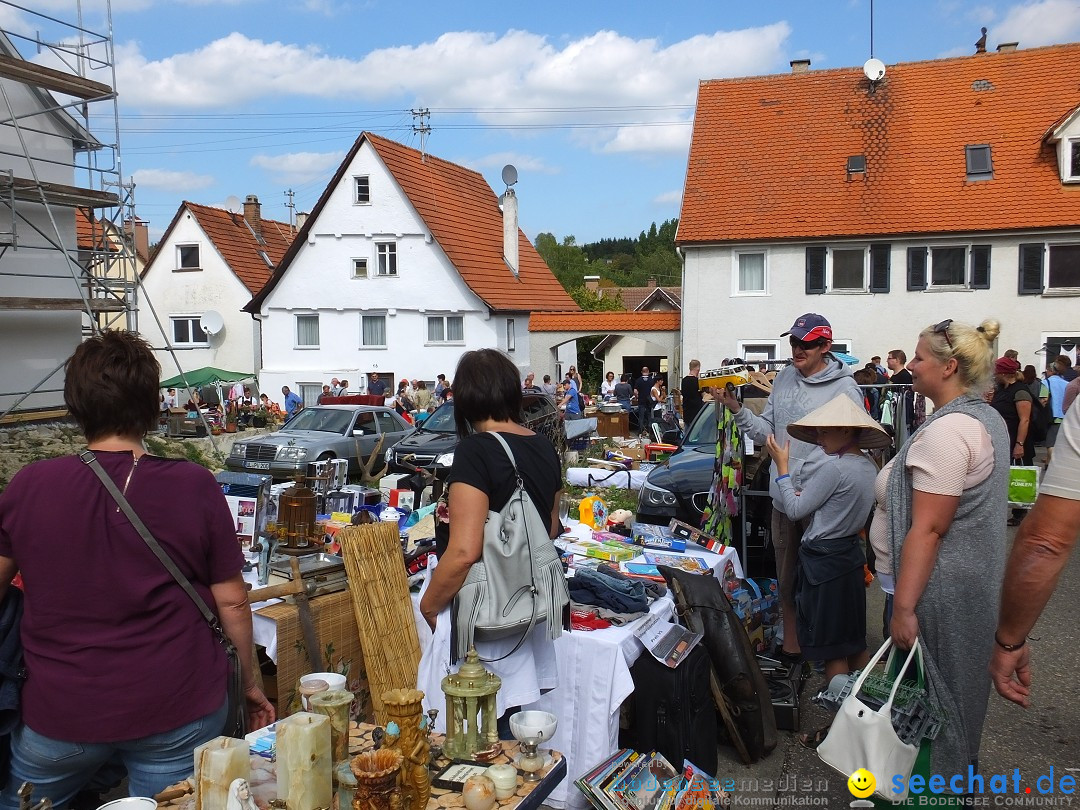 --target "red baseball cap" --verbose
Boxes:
[781,313,833,342]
